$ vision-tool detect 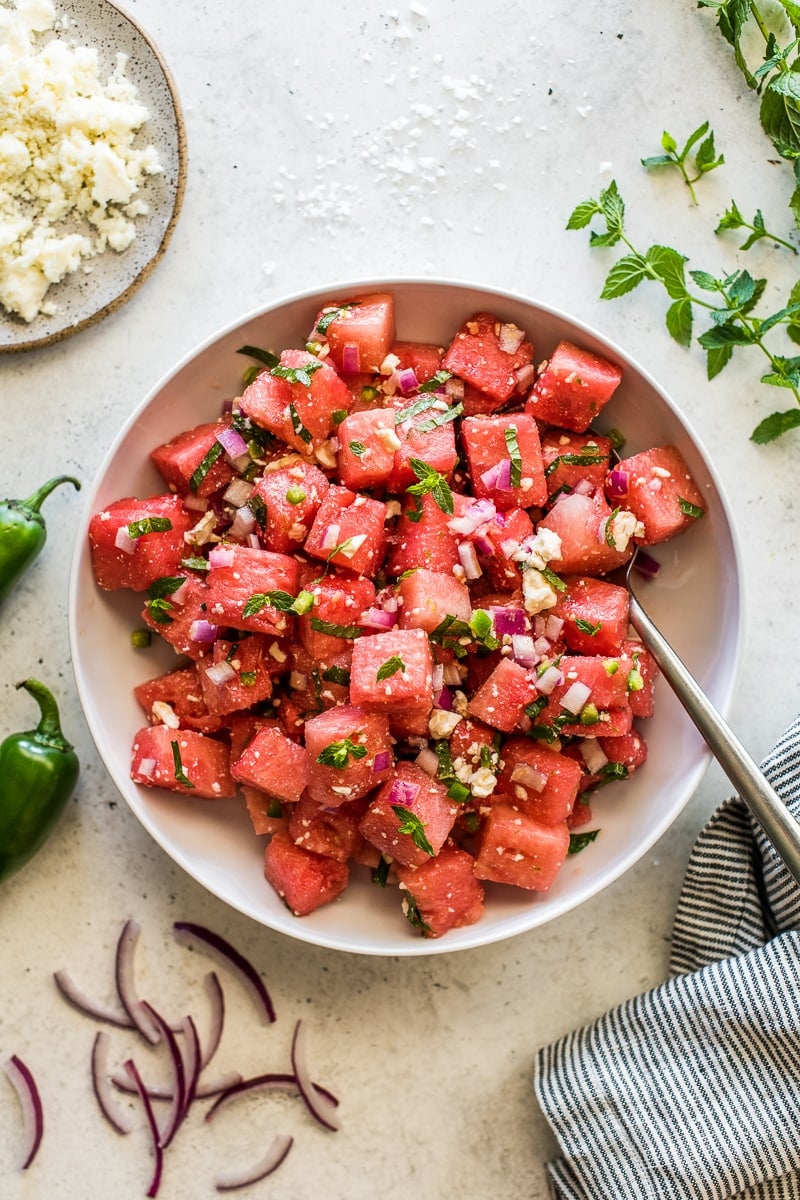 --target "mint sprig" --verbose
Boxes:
[641,121,724,205]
